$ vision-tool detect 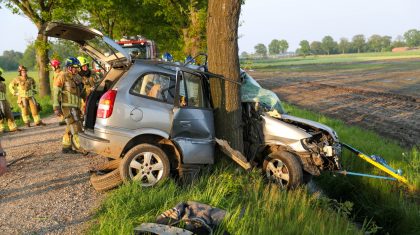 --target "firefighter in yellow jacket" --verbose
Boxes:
[53,57,85,154]
[77,56,95,115]
[9,65,45,127]
[0,68,19,133]
[50,59,66,126]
